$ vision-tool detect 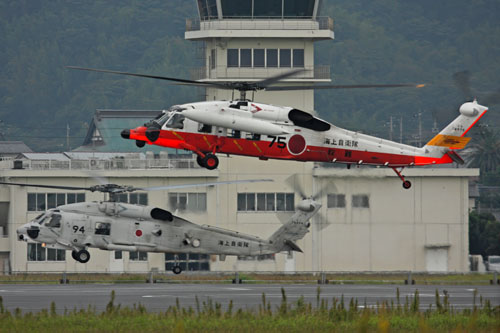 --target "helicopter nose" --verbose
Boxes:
[121,129,130,139]
[145,127,160,142]
[17,225,29,241]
